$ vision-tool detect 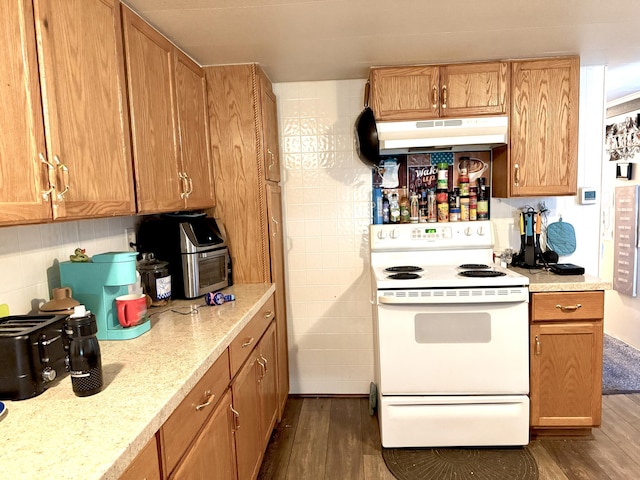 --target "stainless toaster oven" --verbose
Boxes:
[137,213,232,299]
